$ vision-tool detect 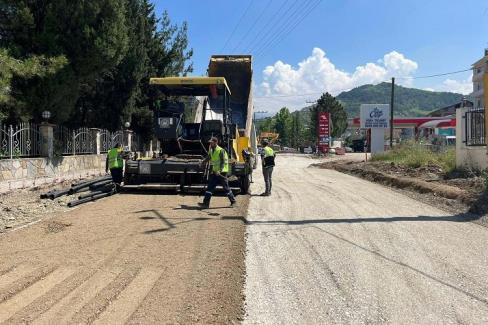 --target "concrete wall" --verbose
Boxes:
[456,108,488,170]
[0,154,107,193]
